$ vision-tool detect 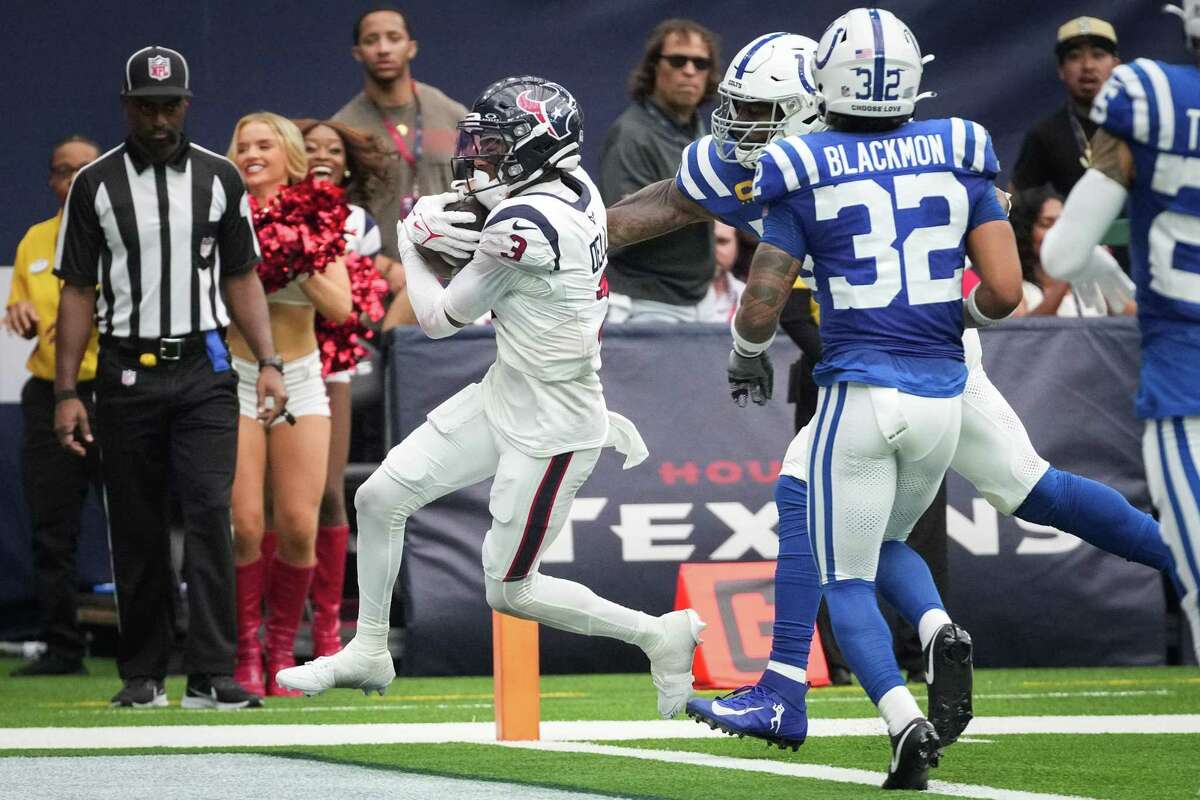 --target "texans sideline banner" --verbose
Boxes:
[386,318,1164,676]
